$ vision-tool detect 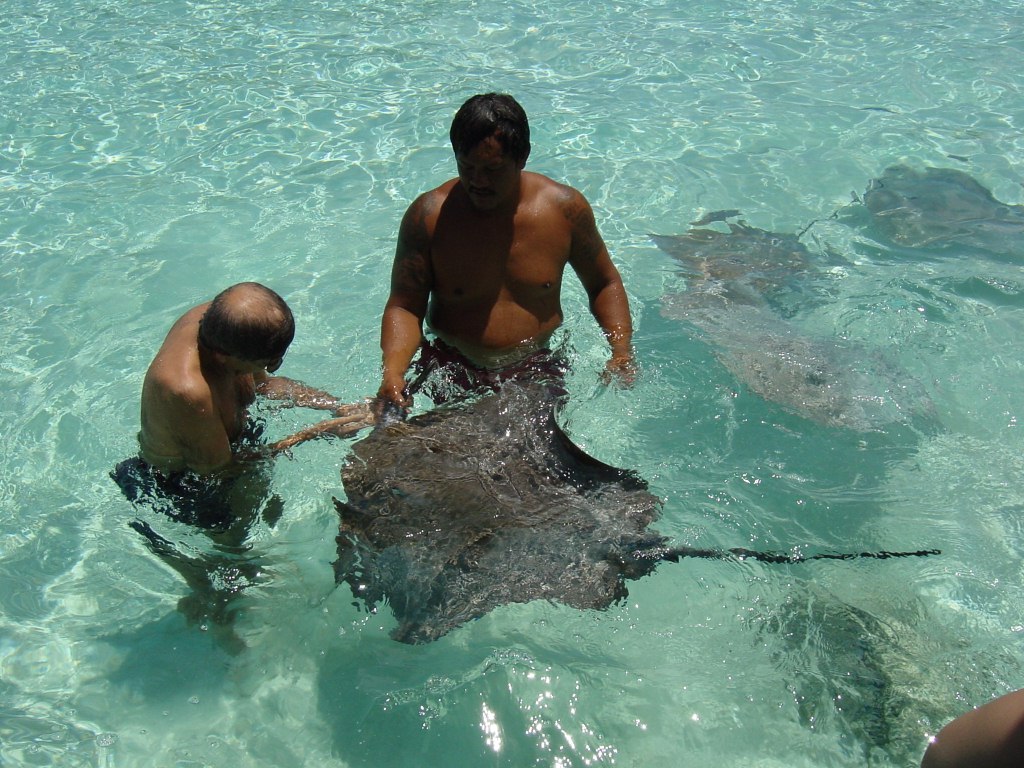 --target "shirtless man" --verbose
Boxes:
[377,93,635,409]
[139,282,371,475]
